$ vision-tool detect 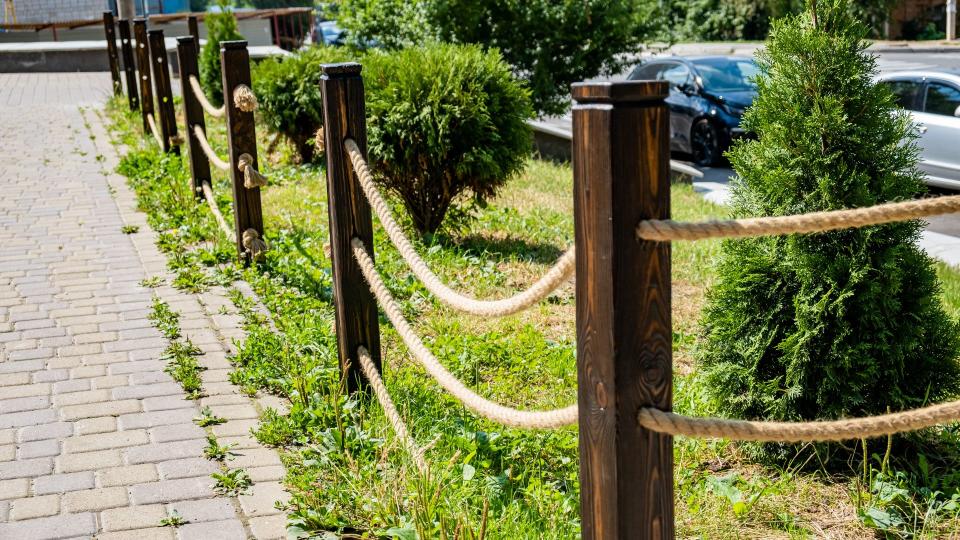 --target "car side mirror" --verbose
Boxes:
[677,82,696,96]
